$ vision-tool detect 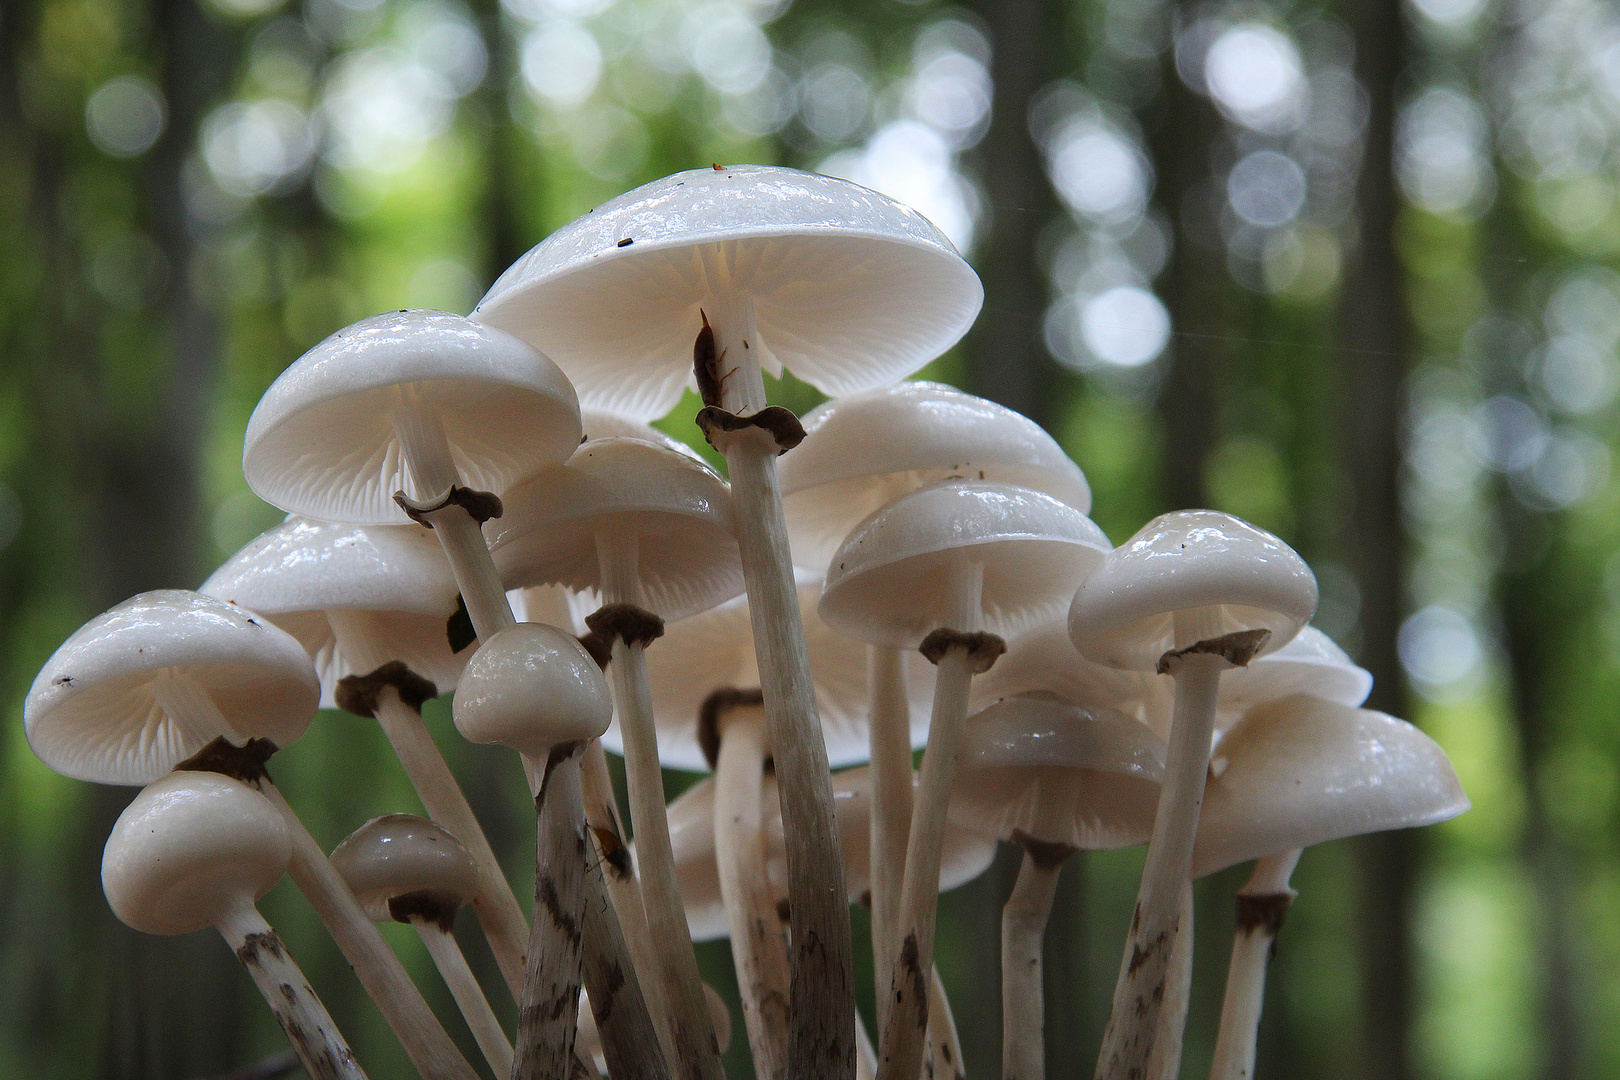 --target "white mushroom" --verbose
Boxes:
[26,590,315,785]
[477,167,983,1077]
[780,381,1092,573]
[202,517,530,996]
[820,479,1110,1080]
[103,771,365,1080]
[948,694,1164,1080]
[242,308,580,643]
[453,622,614,1080]
[330,814,514,1078]
[30,590,479,1080]
[1194,695,1468,1080]
[778,379,1092,1020]
[487,436,742,1077]
[1068,510,1316,1079]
